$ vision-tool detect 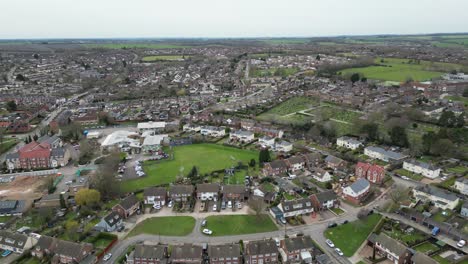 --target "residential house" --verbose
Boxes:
[200,126,226,137]
[285,156,305,172]
[258,136,275,148]
[169,185,194,202]
[301,153,322,169]
[230,130,255,143]
[0,200,26,216]
[262,160,288,176]
[0,230,35,254]
[278,198,314,218]
[5,141,69,170]
[311,168,332,183]
[355,162,385,184]
[244,239,279,264]
[324,155,346,170]
[310,191,338,211]
[279,236,316,264]
[170,244,203,264]
[461,202,468,217]
[364,146,408,163]
[127,244,167,264]
[112,194,140,219]
[336,136,363,150]
[274,141,293,152]
[144,187,167,206]
[367,233,412,264]
[222,185,246,201]
[316,254,333,264]
[183,124,201,133]
[95,211,123,232]
[196,183,220,201]
[50,239,93,264]
[454,178,468,195]
[253,184,277,203]
[403,160,441,179]
[37,135,63,148]
[342,178,371,205]
[208,243,241,264]
[413,185,460,210]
